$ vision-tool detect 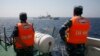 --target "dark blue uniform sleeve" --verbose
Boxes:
[9,26,18,45]
[11,26,18,38]
[59,20,72,42]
